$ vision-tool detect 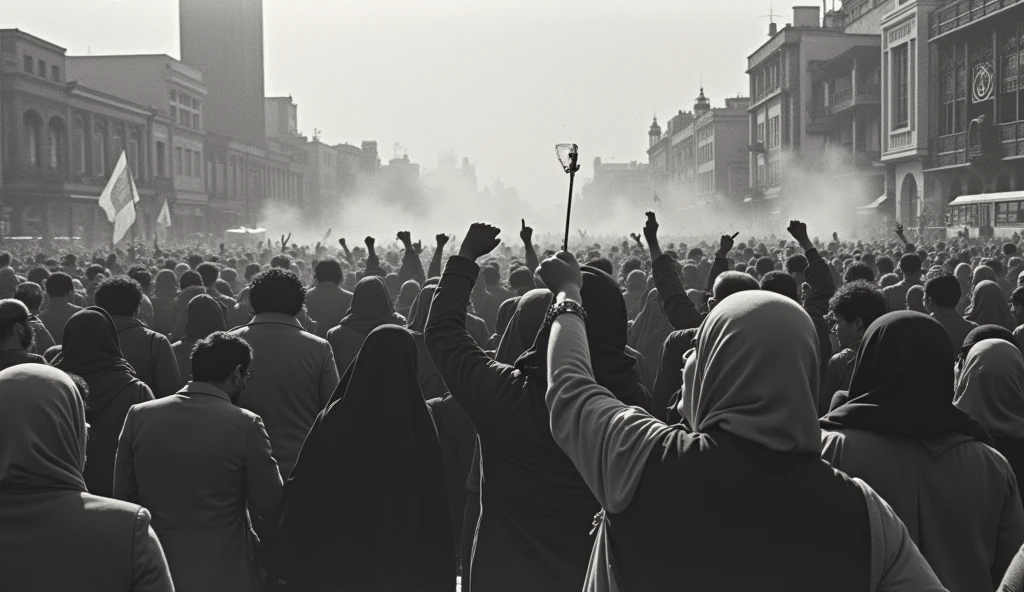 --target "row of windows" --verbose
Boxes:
[22,111,142,178]
[945,203,1024,227]
[169,88,202,132]
[697,170,715,194]
[697,142,714,166]
[22,54,60,82]
[174,147,203,179]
